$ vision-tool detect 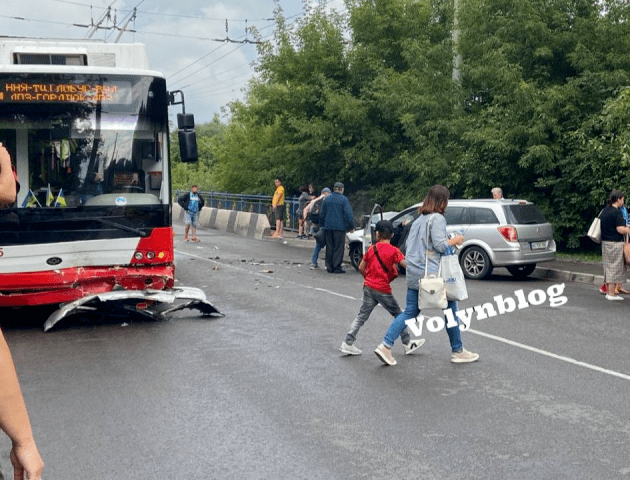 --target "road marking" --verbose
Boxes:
[468,329,630,381]
[313,287,357,300]
[176,250,359,300]
[177,249,630,381]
